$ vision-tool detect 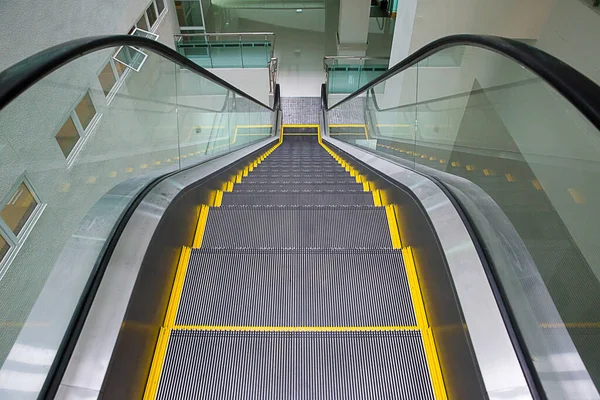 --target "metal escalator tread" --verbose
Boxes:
[176,248,416,326]
[202,205,392,248]
[149,134,443,400]
[156,330,434,400]
[233,183,363,190]
[222,191,373,205]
